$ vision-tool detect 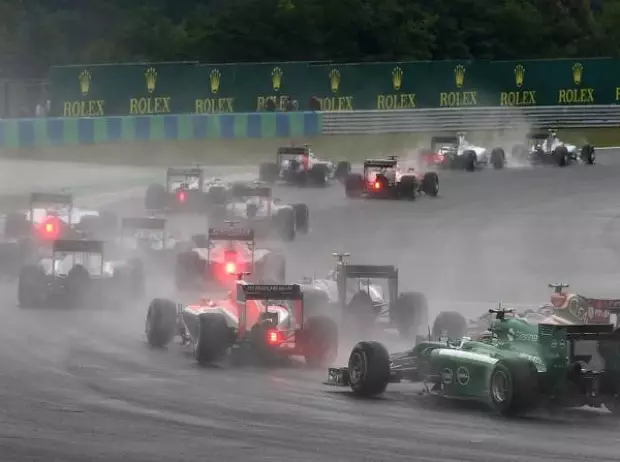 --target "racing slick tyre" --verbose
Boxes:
[65,264,91,308]
[464,150,477,172]
[207,186,228,207]
[145,183,167,210]
[175,250,204,291]
[17,264,47,308]
[431,311,467,341]
[309,164,329,187]
[145,298,178,347]
[191,233,209,248]
[348,341,390,397]
[490,148,505,169]
[421,172,439,197]
[259,162,279,183]
[302,316,338,368]
[292,203,309,234]
[276,208,296,241]
[581,144,595,165]
[390,292,429,339]
[4,212,30,239]
[344,173,364,198]
[488,359,539,417]
[399,176,418,200]
[195,313,232,364]
[334,161,352,181]
[553,146,569,166]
